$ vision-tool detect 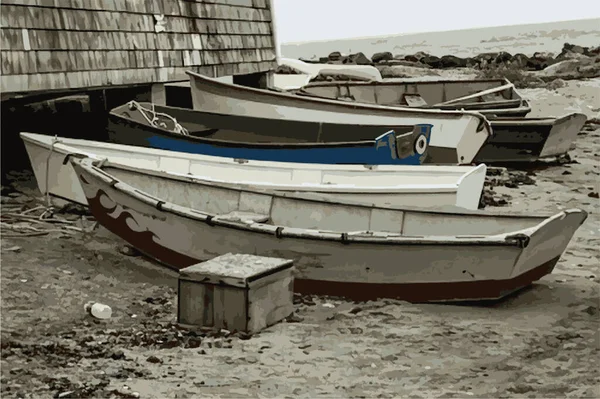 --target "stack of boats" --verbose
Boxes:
[20,70,588,303]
